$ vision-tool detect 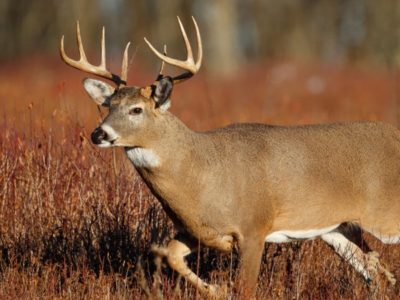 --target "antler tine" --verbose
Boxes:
[177,17,194,65]
[60,21,127,86]
[100,26,106,69]
[144,16,203,84]
[121,42,131,85]
[157,45,167,80]
[76,22,88,62]
[192,16,203,70]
